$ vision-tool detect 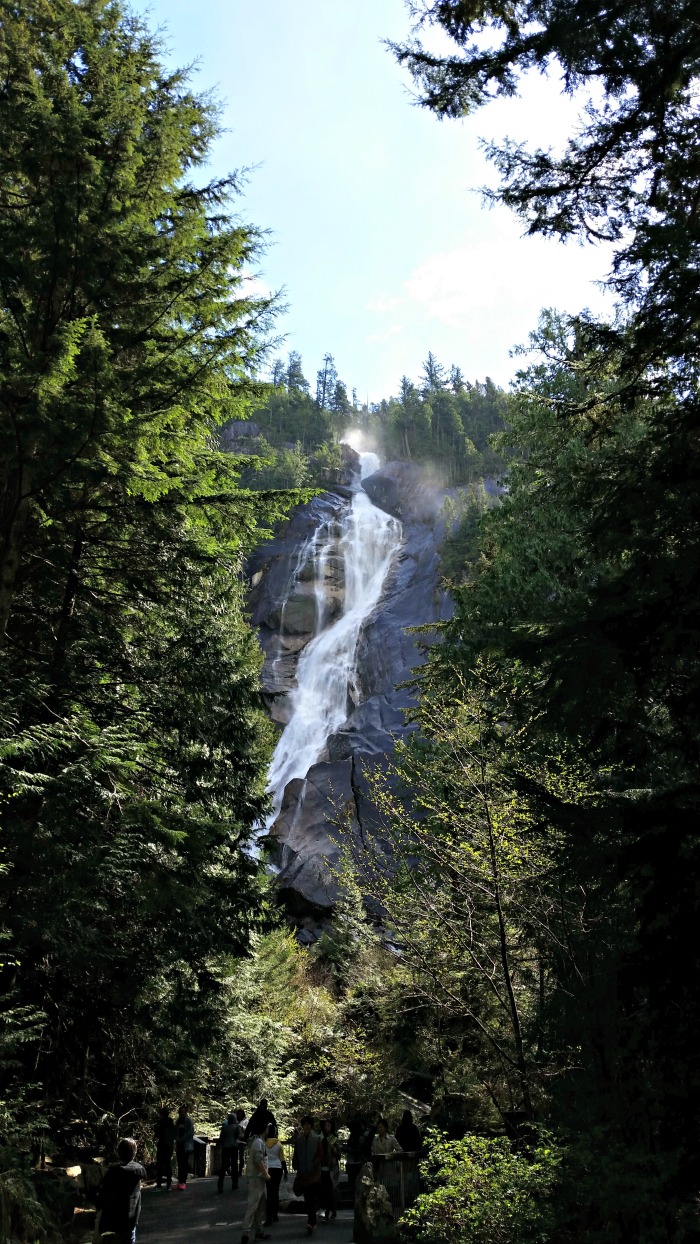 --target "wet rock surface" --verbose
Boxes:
[250,460,452,922]
[247,490,353,707]
[361,459,445,524]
